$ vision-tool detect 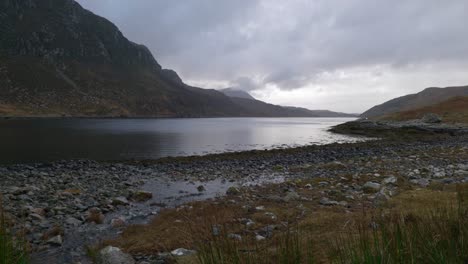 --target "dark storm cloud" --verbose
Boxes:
[75,0,468,111]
